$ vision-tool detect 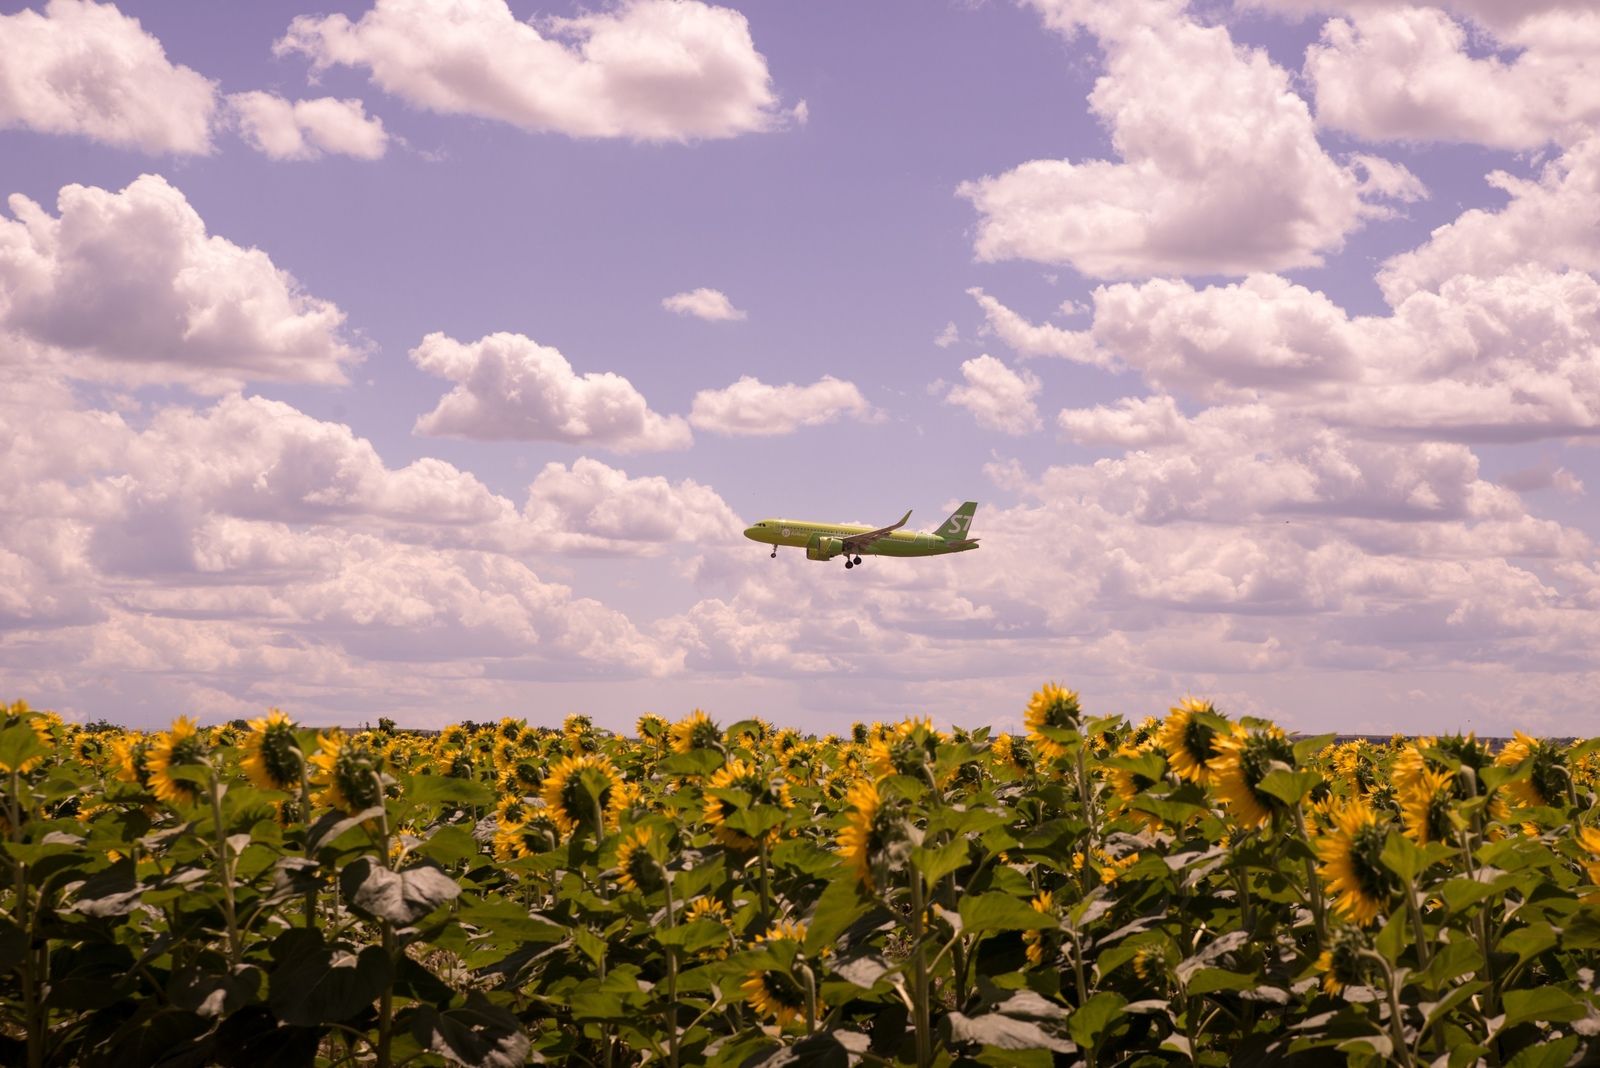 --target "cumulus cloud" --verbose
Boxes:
[967,287,1111,366]
[1305,7,1600,149]
[661,287,745,321]
[957,0,1419,278]
[1059,394,1188,447]
[0,0,216,154]
[277,0,783,142]
[688,375,873,435]
[0,174,360,390]
[228,92,389,160]
[410,331,692,452]
[522,457,744,554]
[945,355,1042,436]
